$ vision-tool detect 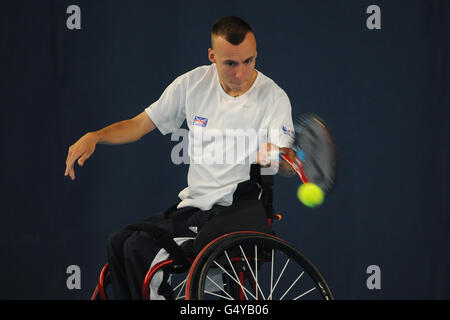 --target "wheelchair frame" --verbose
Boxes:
[91,217,279,301]
[91,165,333,300]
